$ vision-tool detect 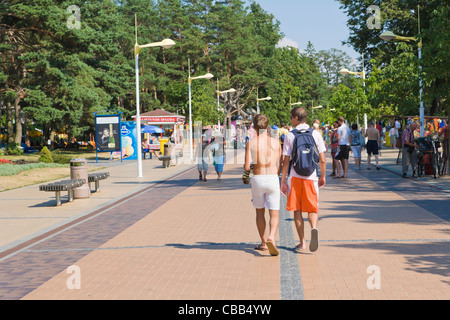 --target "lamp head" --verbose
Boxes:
[161,39,176,49]
[339,68,350,75]
[220,88,236,94]
[380,31,397,41]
